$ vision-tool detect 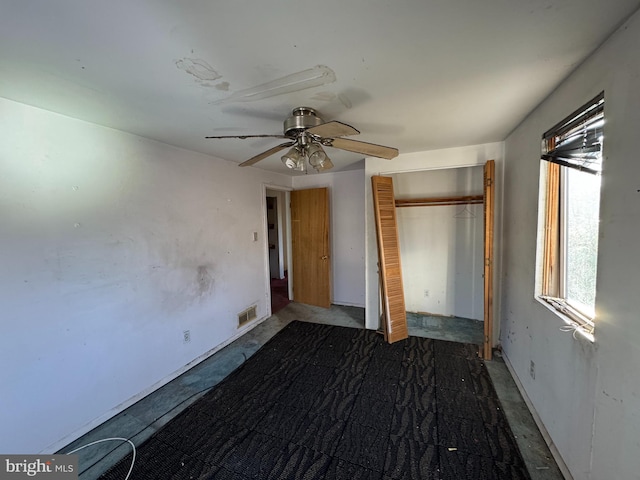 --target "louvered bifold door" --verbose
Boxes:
[372,175,408,343]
